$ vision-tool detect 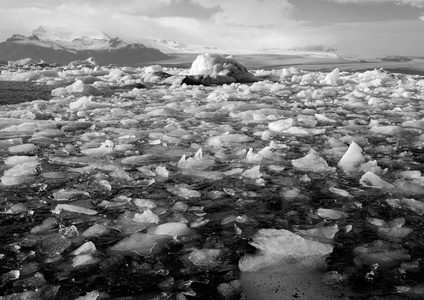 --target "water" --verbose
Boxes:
[0,81,55,105]
[1,67,424,300]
